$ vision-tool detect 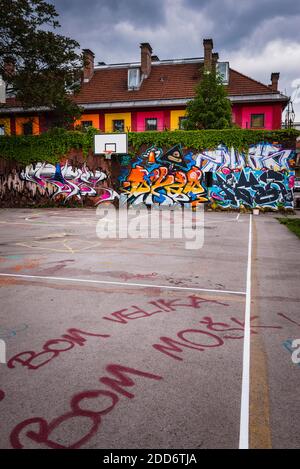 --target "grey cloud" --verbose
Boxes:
[52,0,166,30]
[184,0,300,49]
